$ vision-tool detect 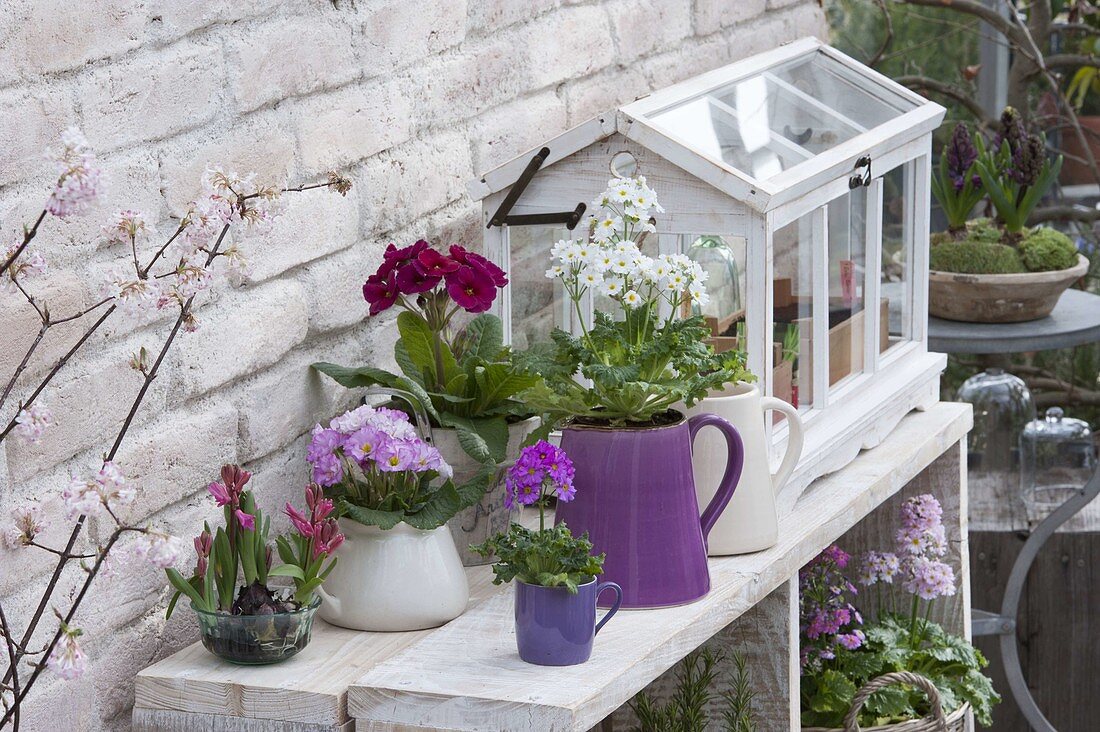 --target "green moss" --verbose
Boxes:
[930,220,1084,274]
[930,240,1026,274]
[1018,228,1080,272]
